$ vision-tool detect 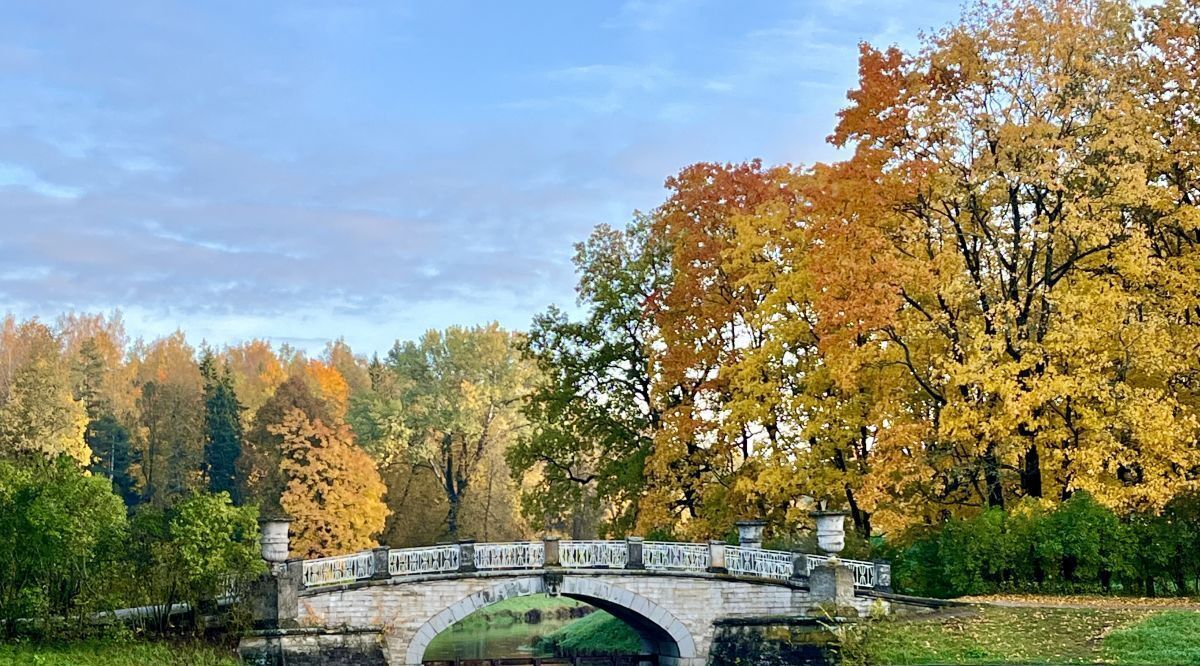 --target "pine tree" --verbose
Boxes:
[202,352,244,502]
